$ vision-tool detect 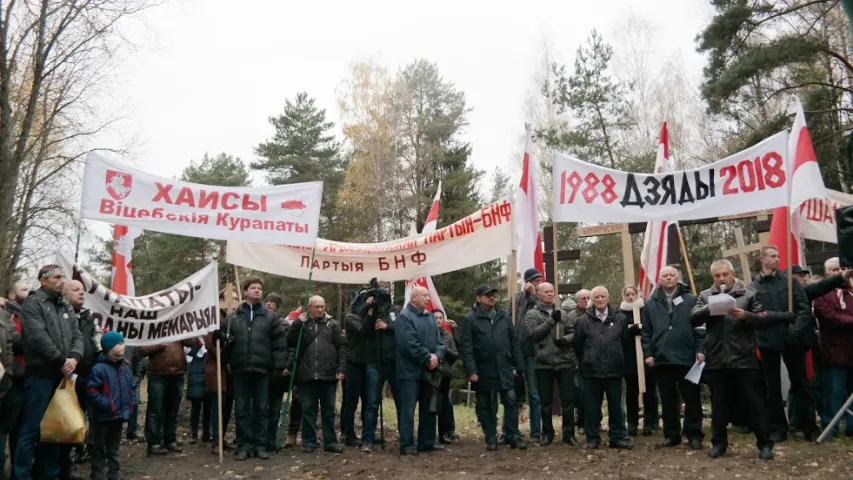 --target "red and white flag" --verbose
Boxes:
[514,131,545,280]
[404,182,445,314]
[769,100,825,270]
[638,122,677,298]
[111,225,143,296]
